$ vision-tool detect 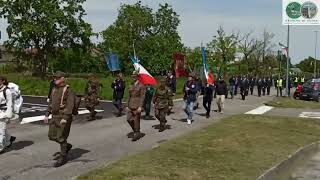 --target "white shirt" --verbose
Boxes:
[0,85,13,119]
